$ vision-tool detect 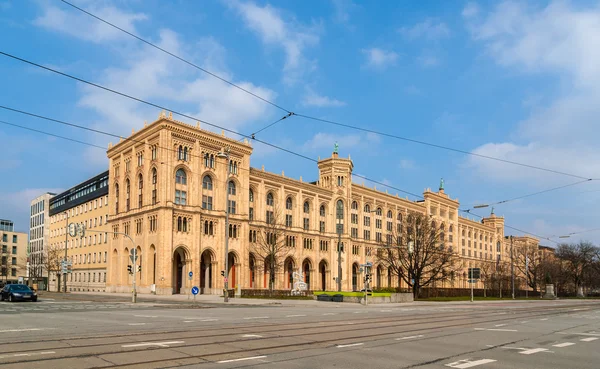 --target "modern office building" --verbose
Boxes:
[104,111,534,295]
[48,172,110,292]
[0,220,28,284]
[29,192,56,290]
